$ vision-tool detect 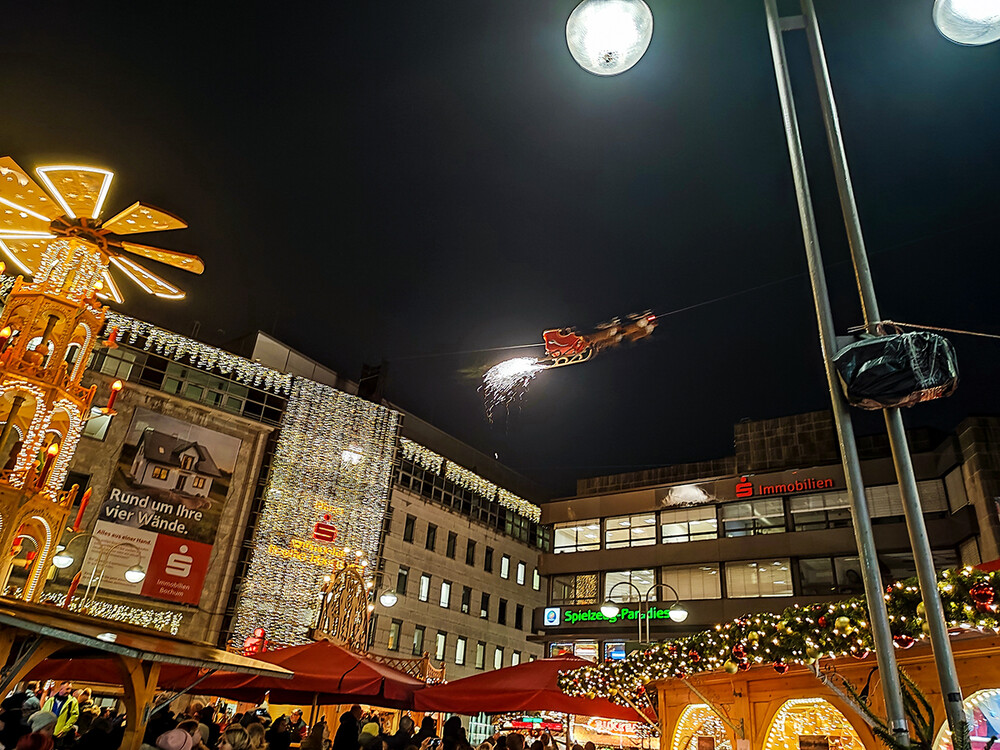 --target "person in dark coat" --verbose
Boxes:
[331,705,363,750]
[265,716,292,750]
[413,716,437,747]
[388,716,415,750]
